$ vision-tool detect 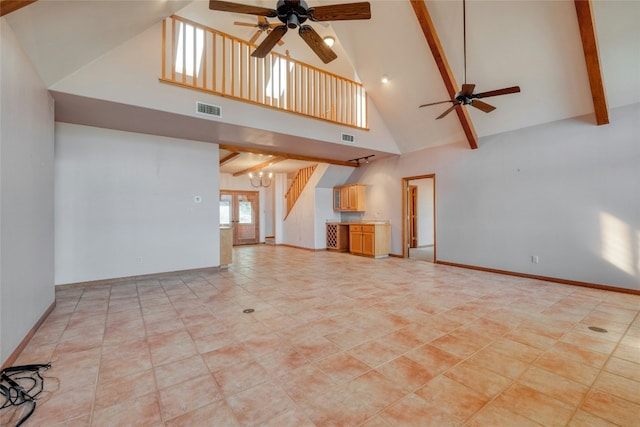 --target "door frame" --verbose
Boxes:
[408,185,418,249]
[401,174,436,260]
[220,189,260,246]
